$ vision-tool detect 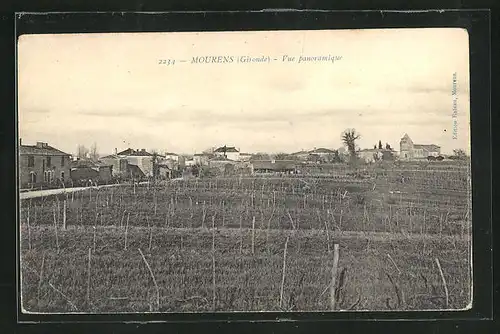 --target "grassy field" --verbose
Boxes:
[19,163,472,313]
